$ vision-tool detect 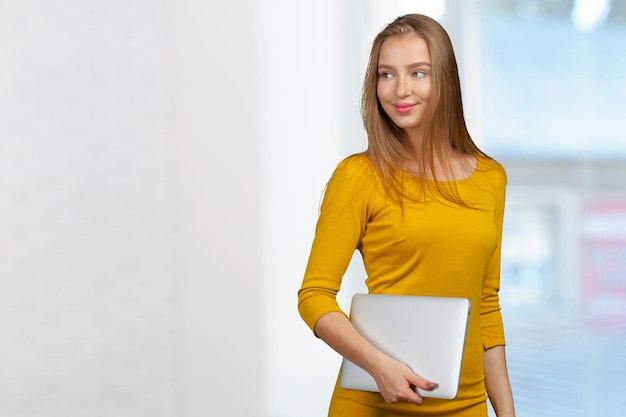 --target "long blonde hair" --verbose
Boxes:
[362,14,489,204]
